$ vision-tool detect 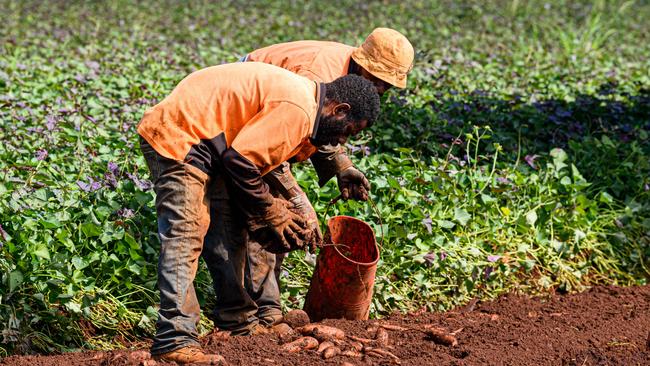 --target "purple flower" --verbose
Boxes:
[108,161,119,174]
[104,172,118,188]
[484,266,494,280]
[117,208,135,219]
[439,251,447,261]
[77,178,102,192]
[45,115,57,130]
[423,252,437,266]
[0,223,7,242]
[524,154,539,169]
[487,255,501,263]
[127,172,153,191]
[496,177,512,185]
[421,216,433,234]
[35,149,48,161]
[85,61,100,70]
[645,183,649,192]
